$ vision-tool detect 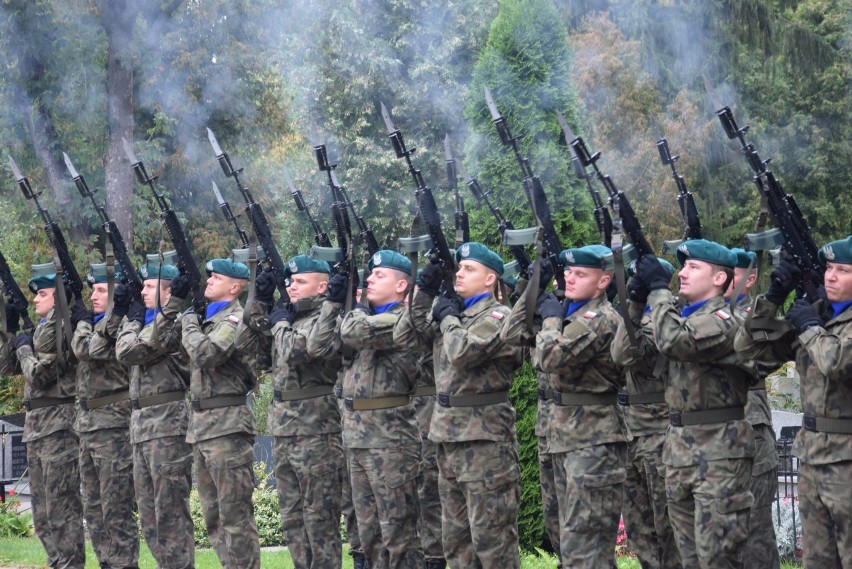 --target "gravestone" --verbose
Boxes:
[0,413,26,482]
